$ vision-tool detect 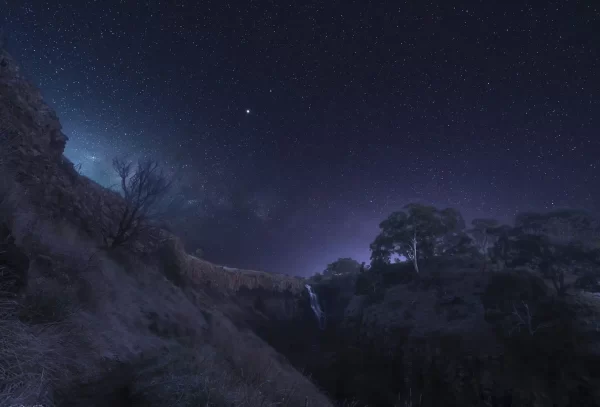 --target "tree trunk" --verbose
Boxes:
[551,270,567,297]
[413,256,419,274]
[412,230,419,273]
